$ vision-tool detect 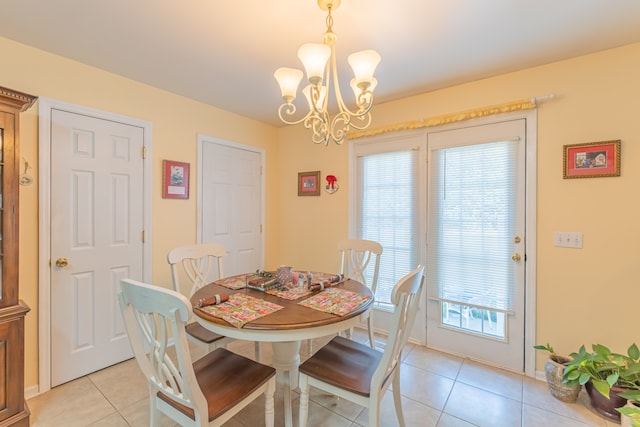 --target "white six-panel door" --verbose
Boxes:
[198,136,264,277]
[50,109,145,386]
